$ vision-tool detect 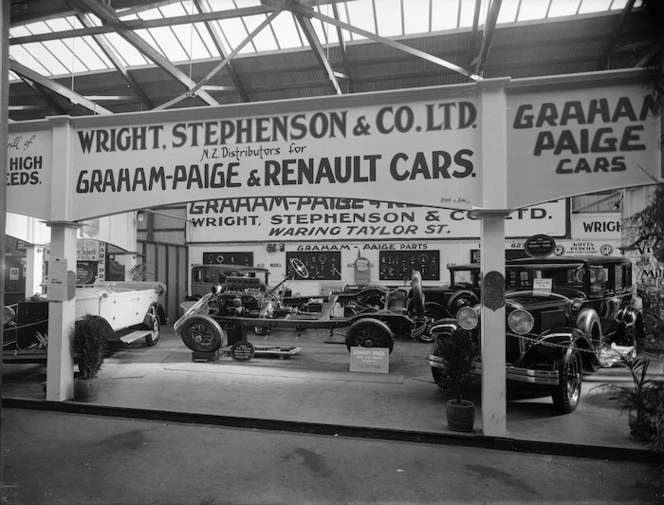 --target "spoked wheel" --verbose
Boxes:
[179,316,225,352]
[551,348,582,414]
[144,304,161,346]
[412,303,446,343]
[345,318,394,354]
